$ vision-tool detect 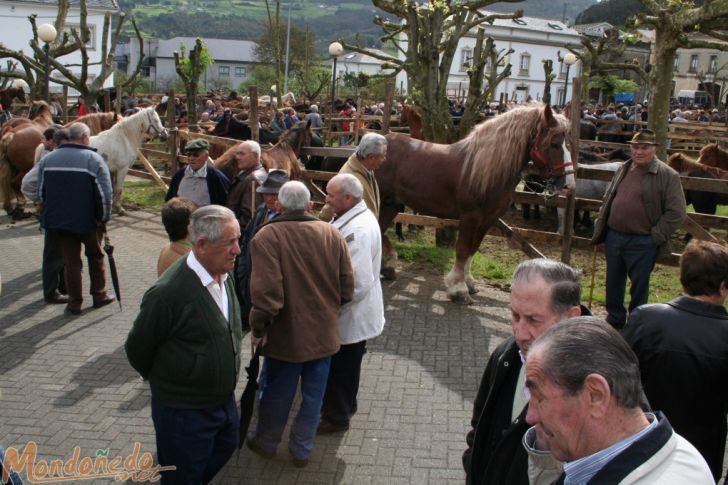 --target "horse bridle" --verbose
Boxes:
[528,129,573,178]
[144,110,165,138]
